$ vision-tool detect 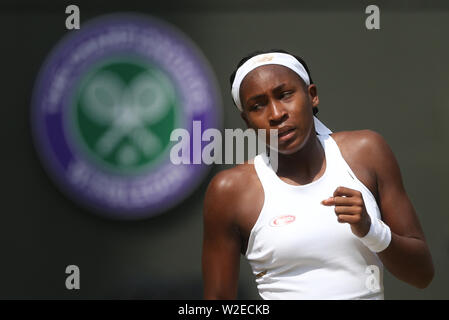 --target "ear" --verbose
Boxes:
[307,84,319,108]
